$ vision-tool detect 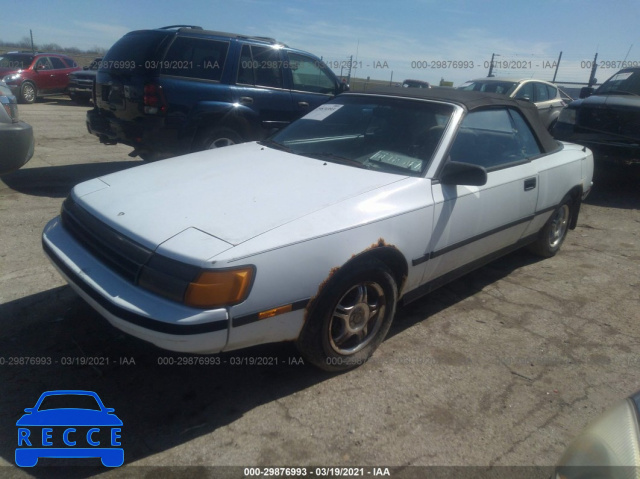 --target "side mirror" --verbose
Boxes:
[579,87,594,99]
[440,161,487,186]
[83,66,89,70]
